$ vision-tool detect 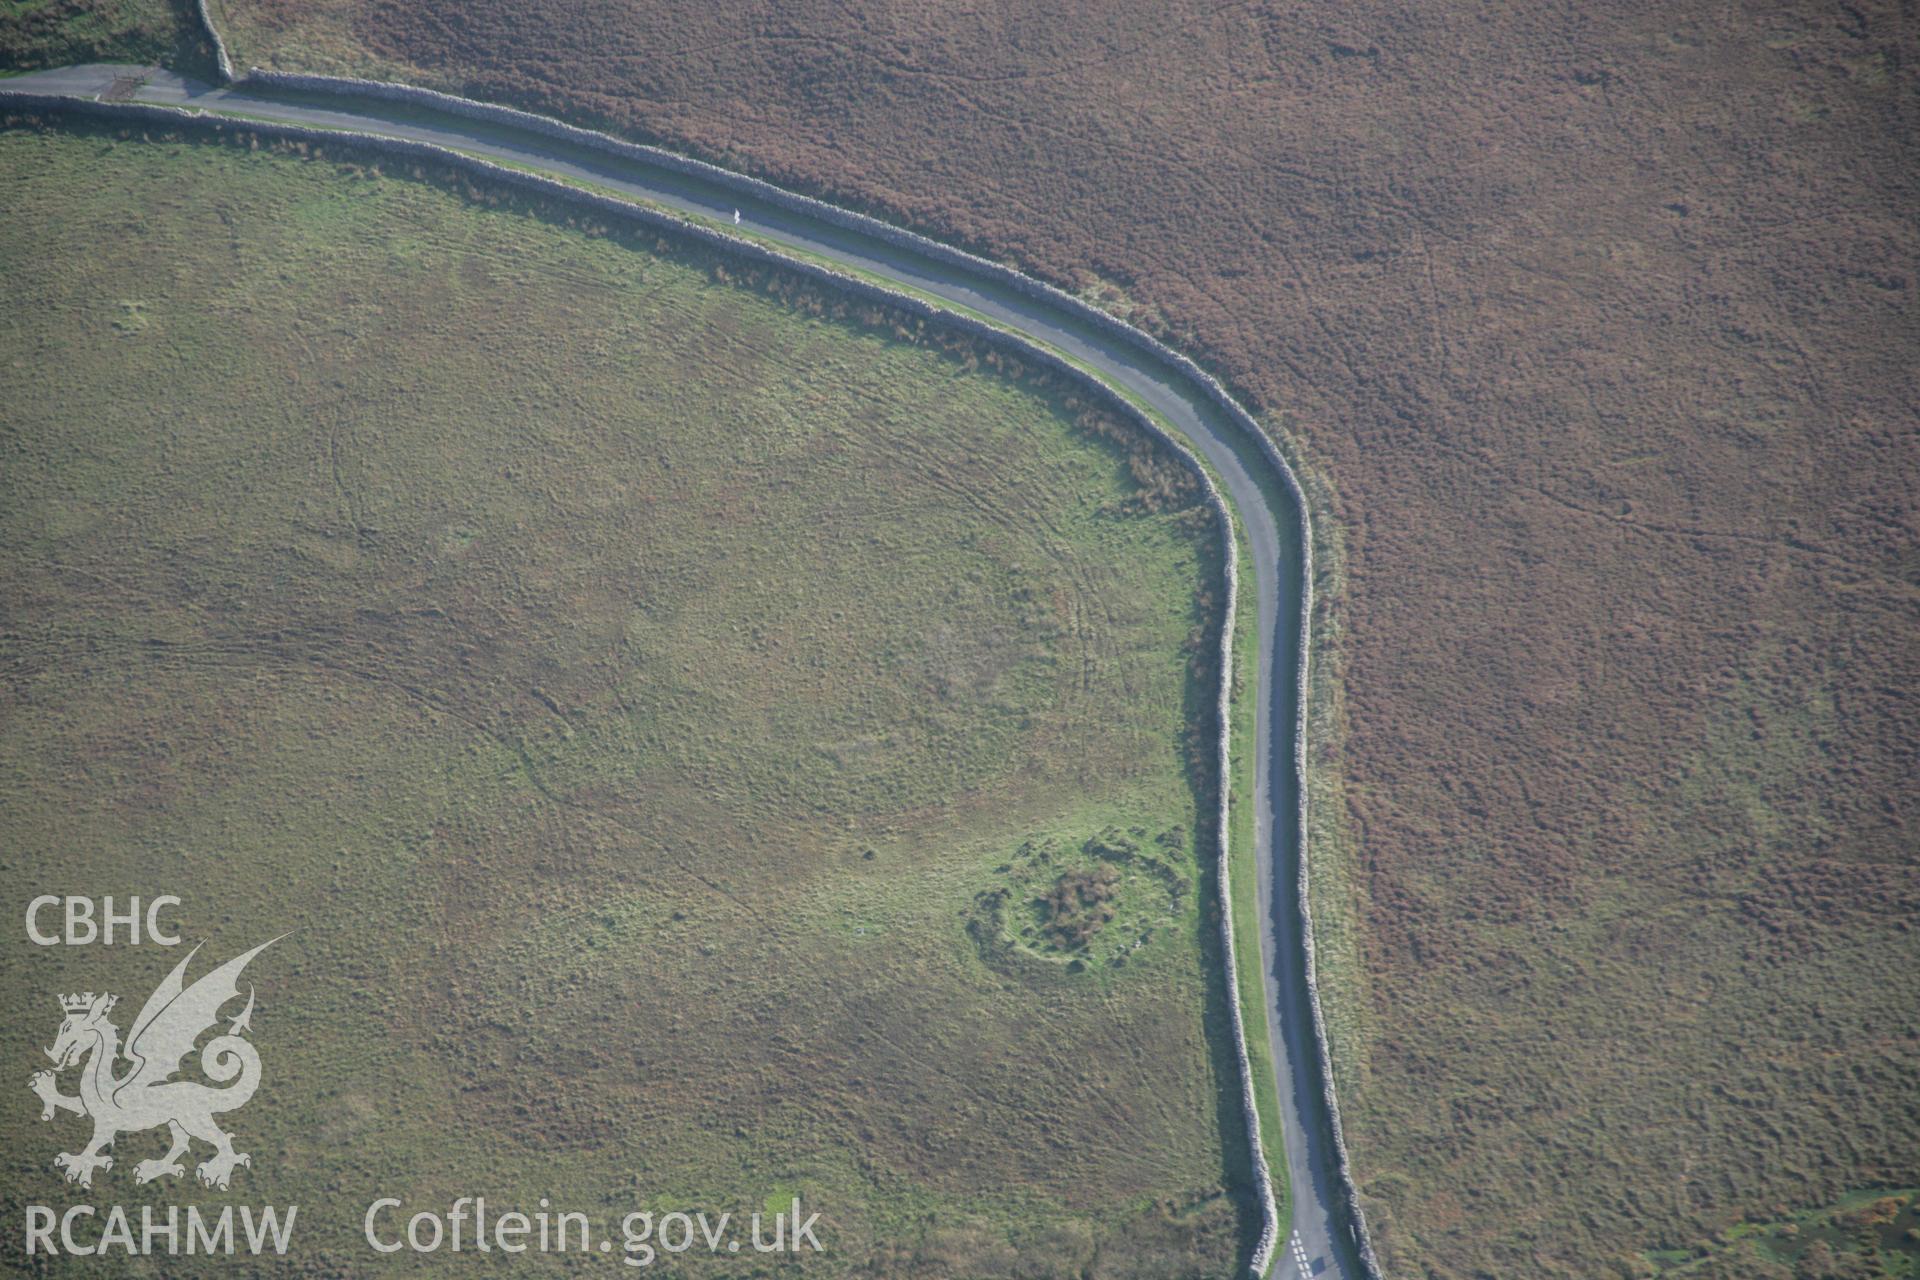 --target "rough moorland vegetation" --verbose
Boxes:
[0,120,1254,1276]
[193,0,1920,1274]
[0,0,210,73]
